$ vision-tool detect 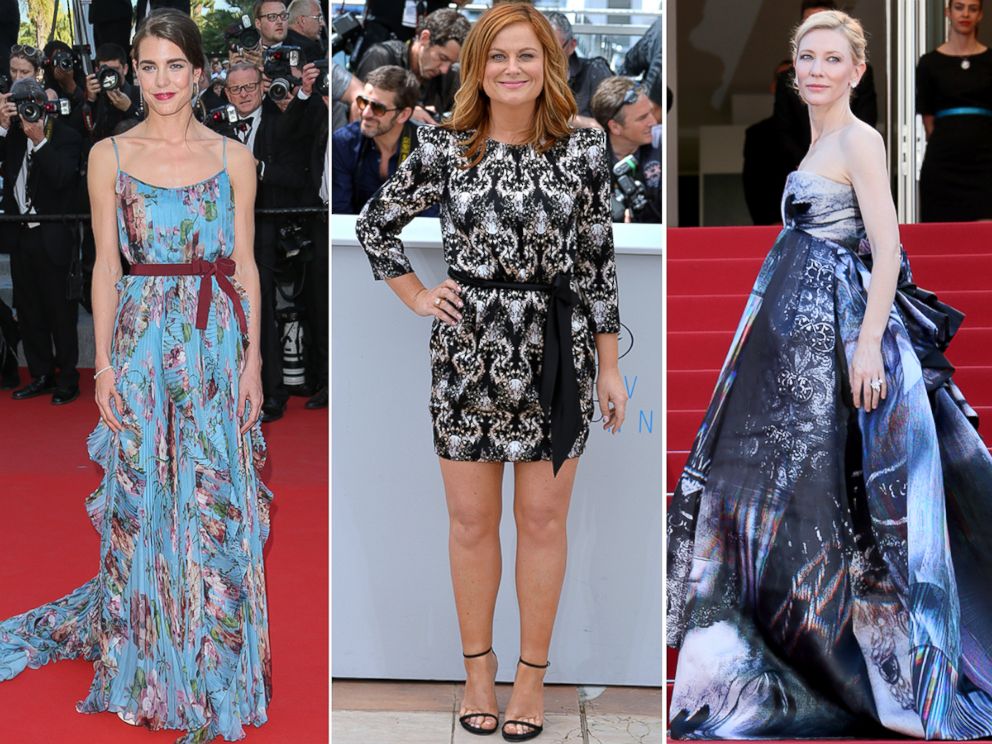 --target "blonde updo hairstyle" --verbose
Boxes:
[789,10,867,99]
